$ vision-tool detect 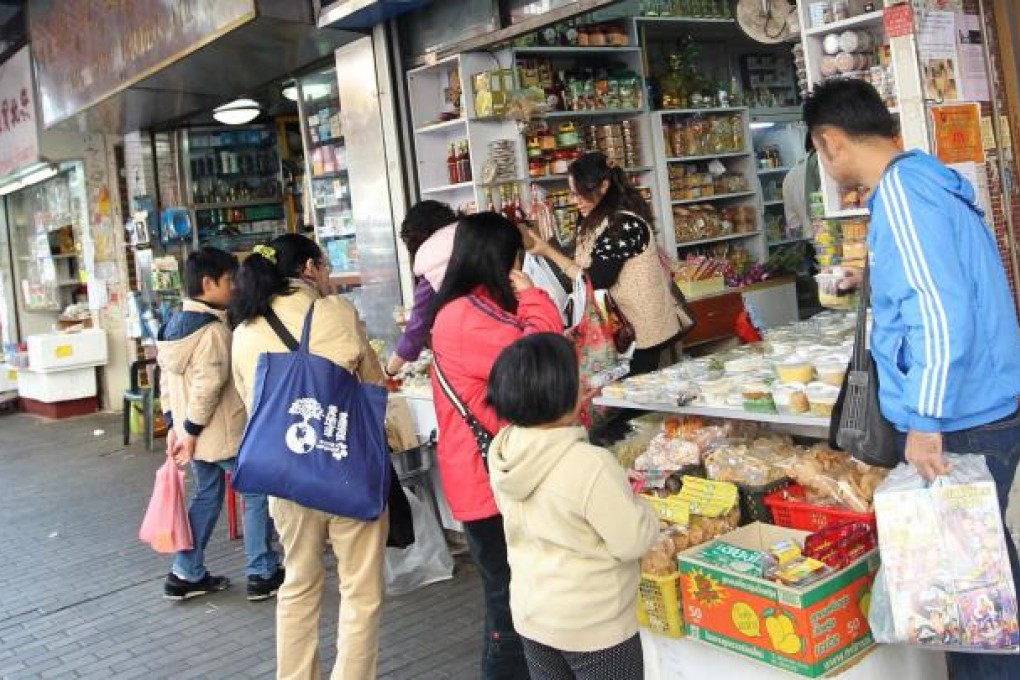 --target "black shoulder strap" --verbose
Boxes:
[264,307,299,351]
